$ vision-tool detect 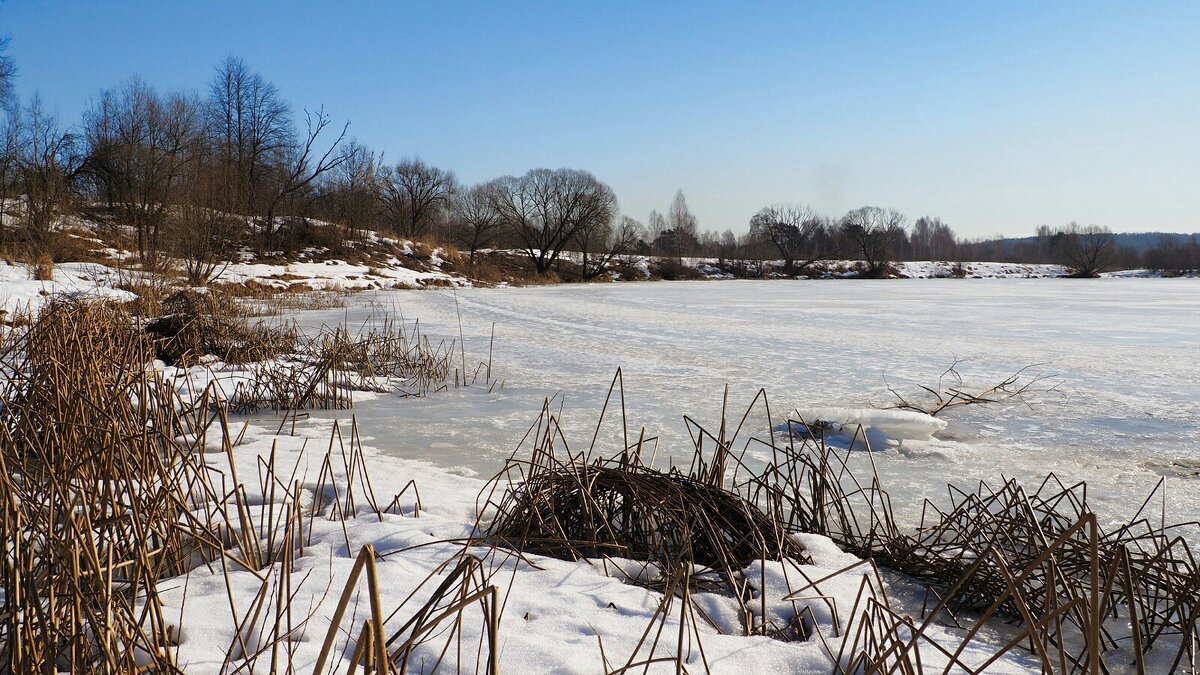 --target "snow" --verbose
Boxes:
[154,366,1035,674]
[218,258,464,290]
[7,266,1200,671]
[894,261,1069,278]
[0,260,135,316]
